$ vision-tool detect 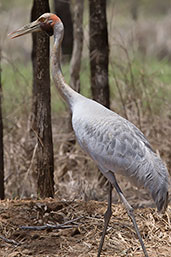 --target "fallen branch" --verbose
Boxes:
[0,235,20,246]
[20,216,84,231]
[20,224,76,231]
